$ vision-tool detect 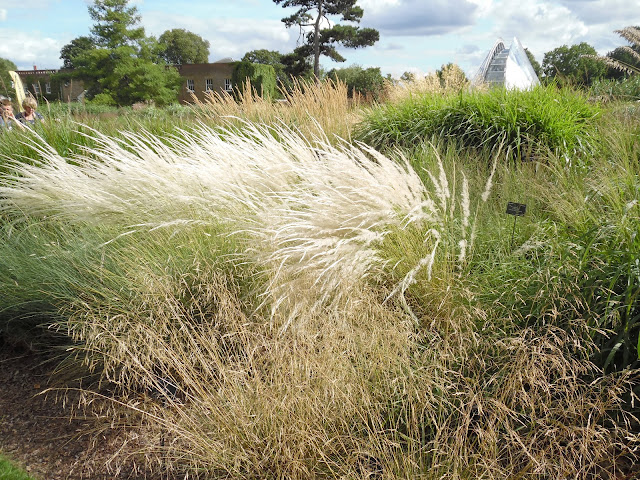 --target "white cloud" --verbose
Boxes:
[0,9,7,22]
[557,0,633,26]
[362,0,480,36]
[0,29,62,69]
[481,1,589,59]
[142,11,295,60]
